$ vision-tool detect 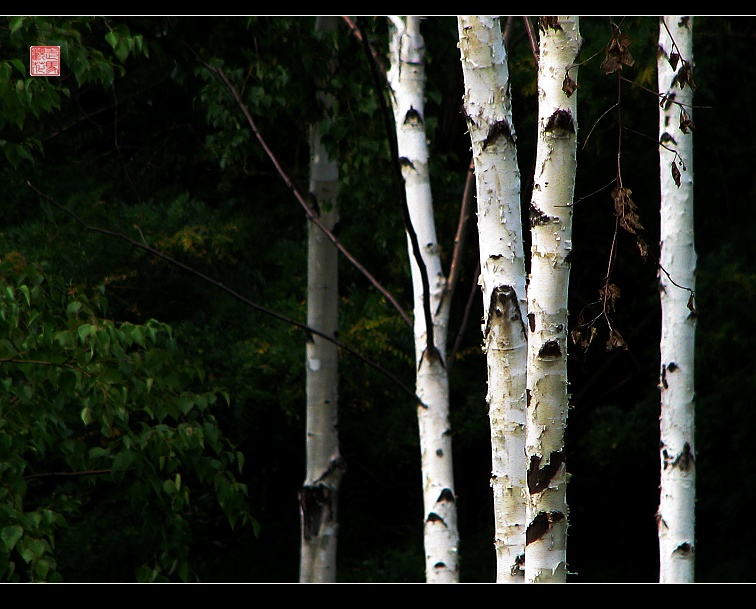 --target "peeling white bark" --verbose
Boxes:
[388,16,459,583]
[658,15,696,584]
[458,15,527,583]
[525,16,581,583]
